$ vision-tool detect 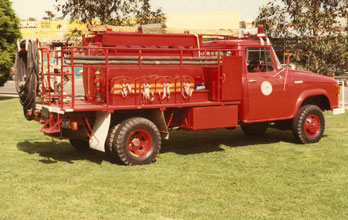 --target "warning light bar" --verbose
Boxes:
[239,26,266,38]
